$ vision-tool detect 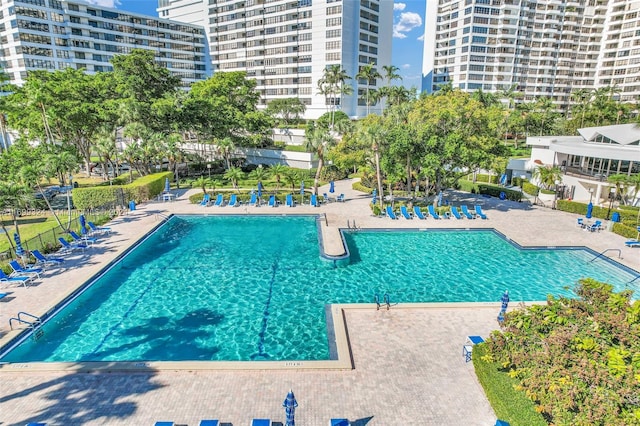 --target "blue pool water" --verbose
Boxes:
[2,215,638,363]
